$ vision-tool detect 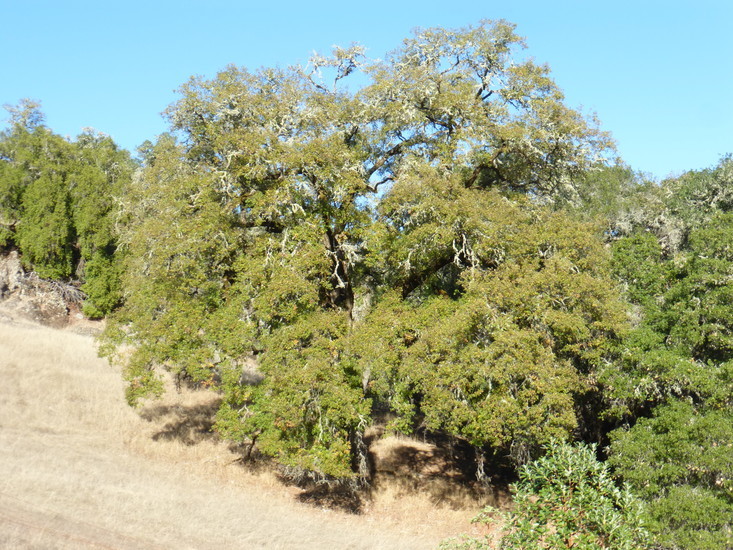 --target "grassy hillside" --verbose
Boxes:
[0,307,486,549]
